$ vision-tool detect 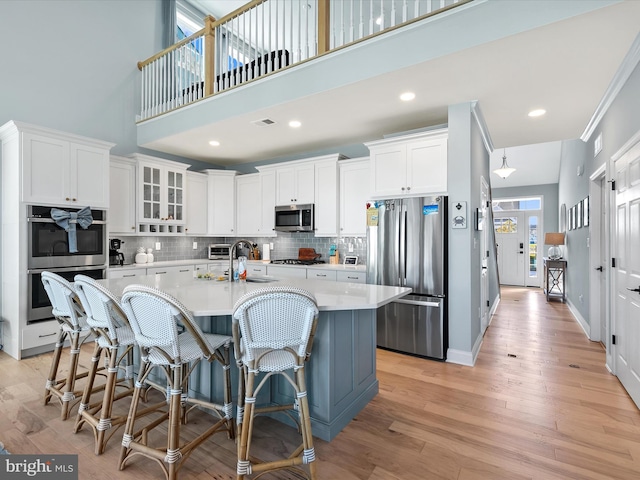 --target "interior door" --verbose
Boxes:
[494,212,525,286]
[599,176,607,345]
[480,178,489,334]
[613,137,640,409]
